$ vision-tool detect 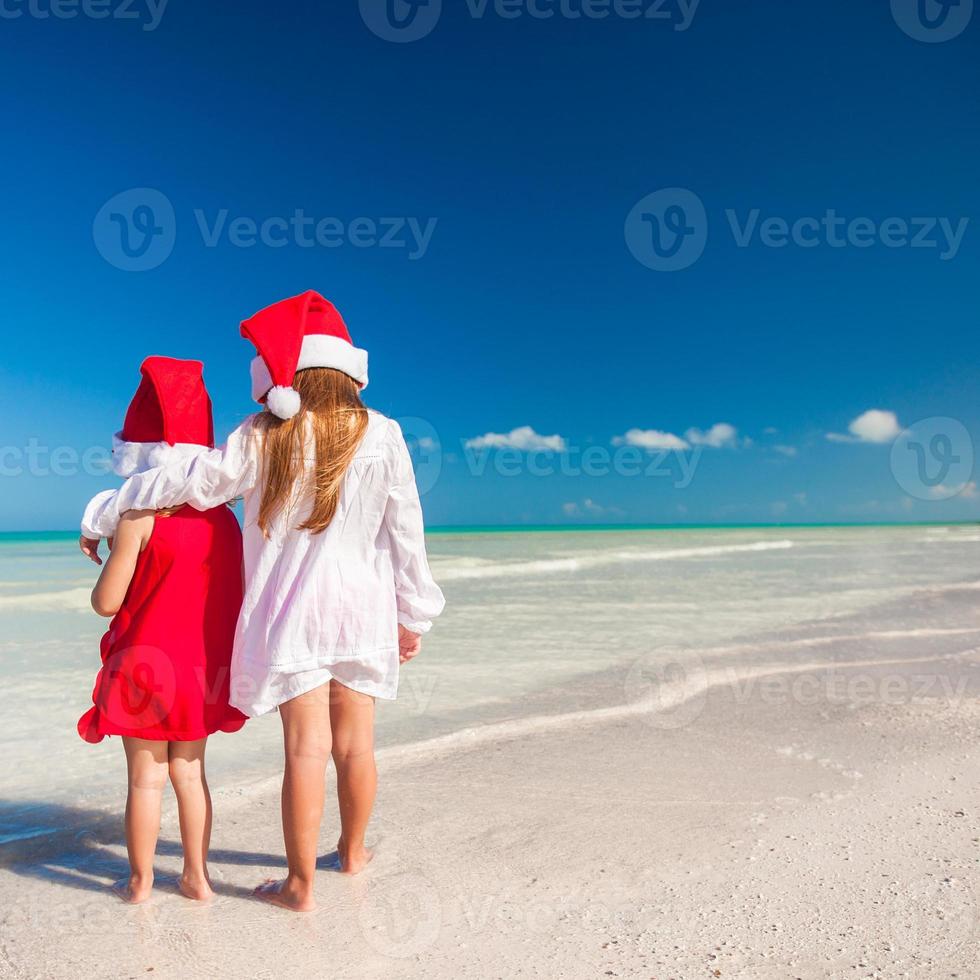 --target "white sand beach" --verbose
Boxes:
[2,526,980,978]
